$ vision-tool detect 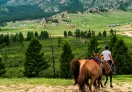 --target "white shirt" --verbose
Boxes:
[101,50,111,60]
